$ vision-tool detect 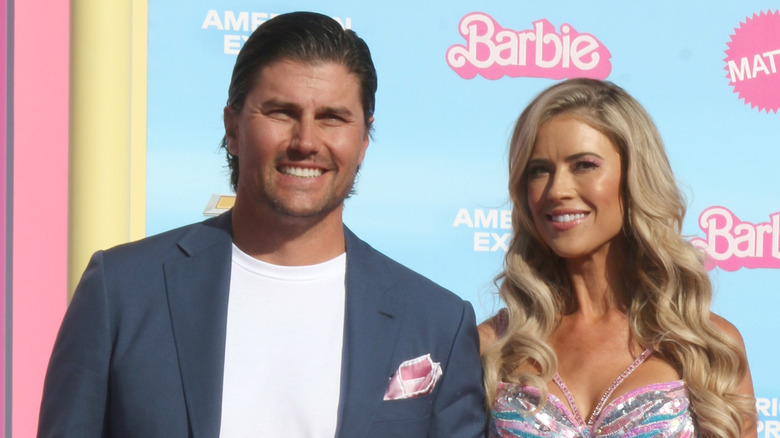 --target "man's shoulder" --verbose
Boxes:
[101,213,231,263]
